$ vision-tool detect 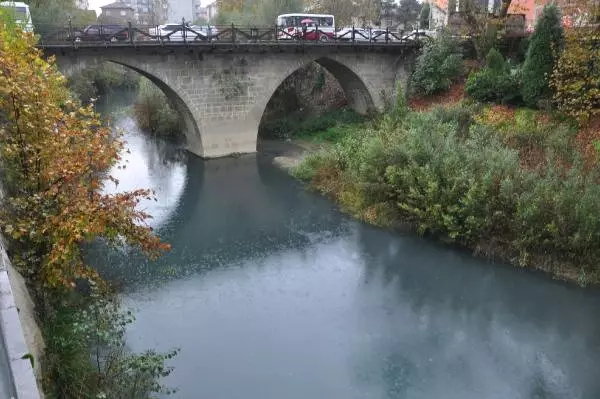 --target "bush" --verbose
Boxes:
[44,291,179,398]
[551,28,600,123]
[465,48,521,104]
[410,32,464,96]
[134,79,182,139]
[260,108,366,141]
[521,4,564,108]
[69,63,139,102]
[293,104,600,283]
